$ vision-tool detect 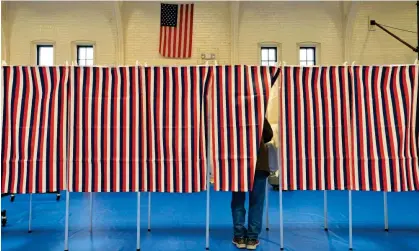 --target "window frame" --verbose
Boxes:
[71,41,96,66]
[30,40,56,66]
[297,42,321,66]
[37,44,54,65]
[299,46,316,66]
[76,45,95,66]
[260,46,277,66]
[258,42,281,66]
